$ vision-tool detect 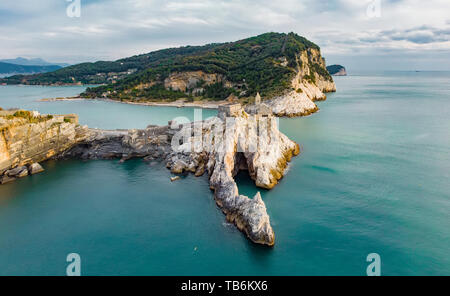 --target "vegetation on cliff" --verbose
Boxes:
[1,32,333,101]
